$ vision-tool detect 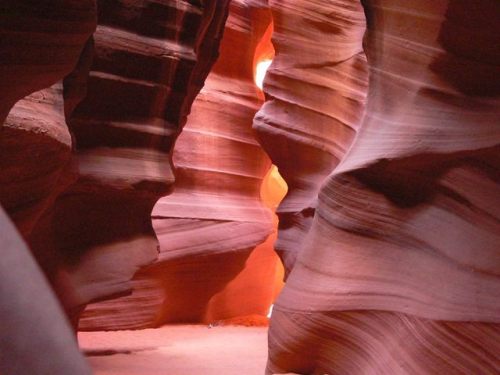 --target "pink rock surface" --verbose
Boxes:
[1,0,499,373]
[0,207,91,374]
[0,1,96,258]
[79,0,284,330]
[0,1,96,124]
[0,2,96,373]
[1,84,72,236]
[26,0,232,326]
[266,0,500,374]
[253,0,369,275]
